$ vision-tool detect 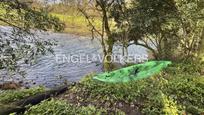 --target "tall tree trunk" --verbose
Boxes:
[198,28,204,62]
[162,37,172,60]
[101,5,114,71]
[104,40,114,71]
